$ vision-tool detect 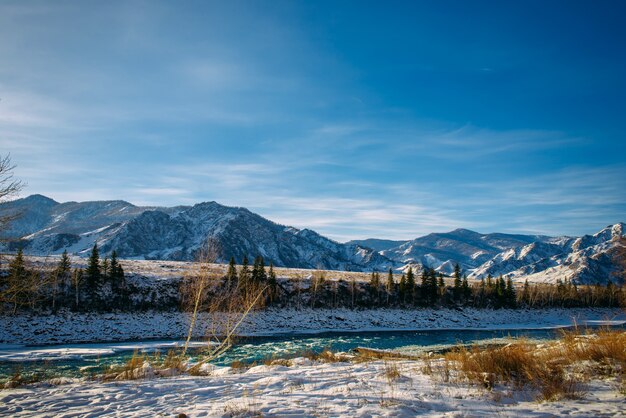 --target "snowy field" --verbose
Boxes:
[1,357,624,417]
[1,307,624,346]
